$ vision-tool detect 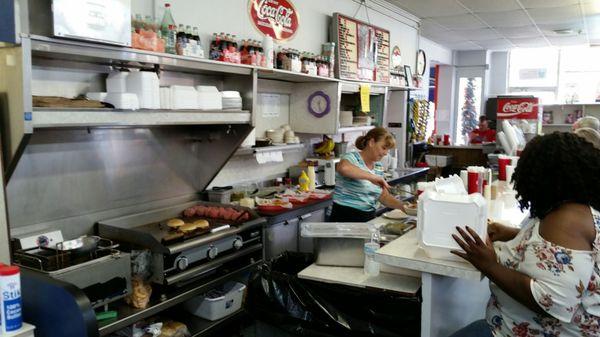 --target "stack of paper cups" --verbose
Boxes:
[506,165,516,184]
[263,35,274,69]
[460,170,469,189]
[467,166,486,194]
